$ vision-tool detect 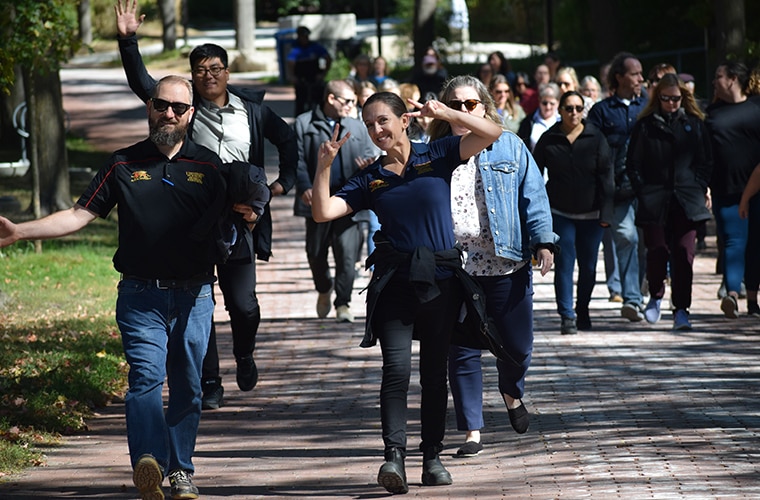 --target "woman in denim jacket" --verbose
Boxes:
[427,75,558,457]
